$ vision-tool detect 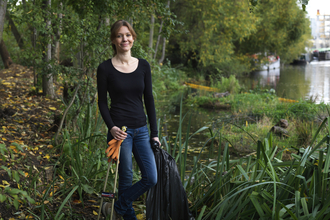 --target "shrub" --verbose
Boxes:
[211,75,241,94]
